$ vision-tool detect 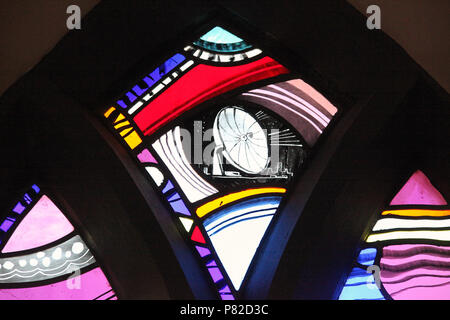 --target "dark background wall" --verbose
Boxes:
[1,0,449,96]
[0,0,448,299]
